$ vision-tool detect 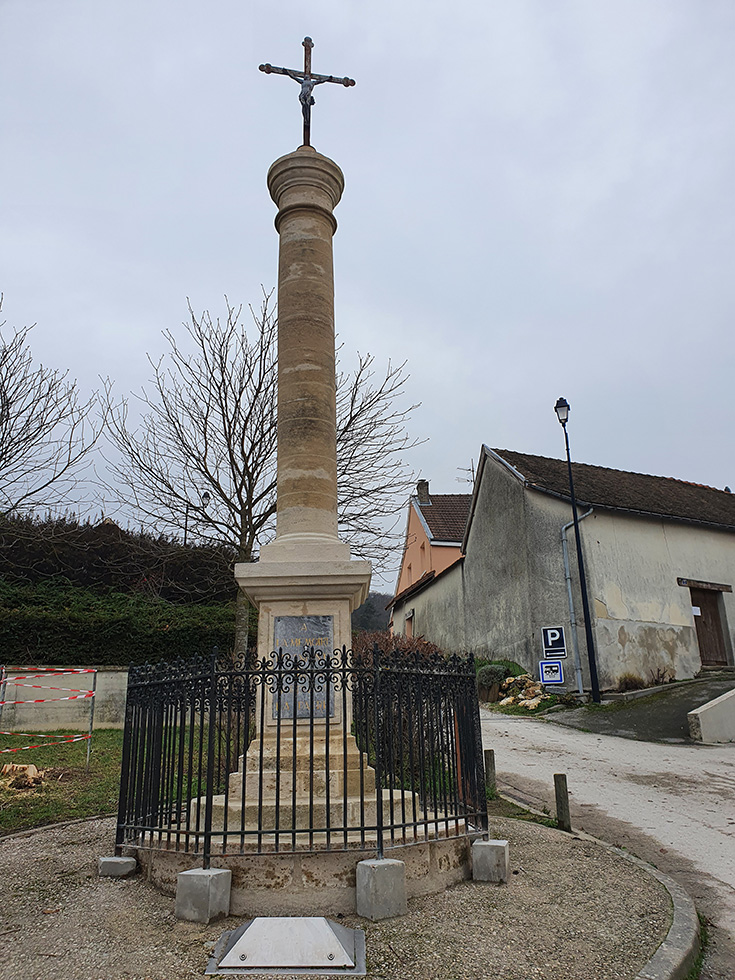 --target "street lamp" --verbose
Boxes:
[554,398,601,703]
[183,490,211,547]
